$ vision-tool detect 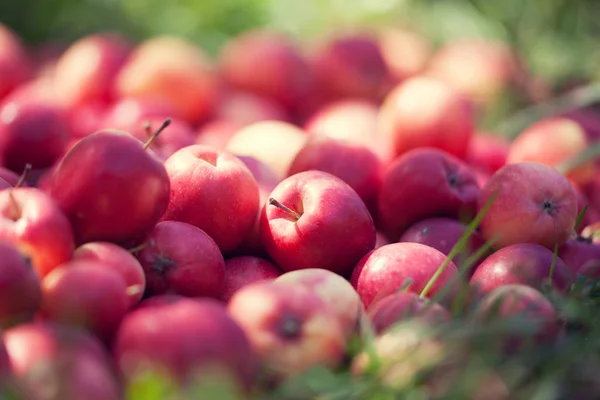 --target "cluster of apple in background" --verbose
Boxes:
[1,18,600,399]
